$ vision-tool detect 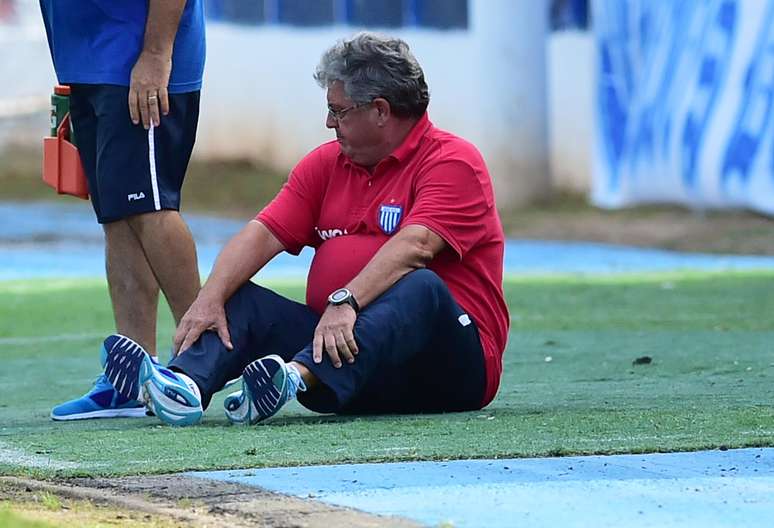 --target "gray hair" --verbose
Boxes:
[314,32,430,118]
